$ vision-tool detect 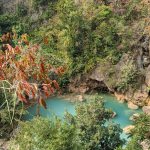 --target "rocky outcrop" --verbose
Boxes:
[142,106,150,115]
[123,125,135,134]
[128,102,139,110]
[129,113,140,121]
[114,92,126,103]
[67,11,150,108]
[69,49,150,107]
